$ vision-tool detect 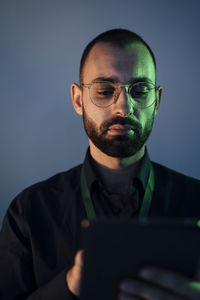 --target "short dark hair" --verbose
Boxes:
[79,28,156,83]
